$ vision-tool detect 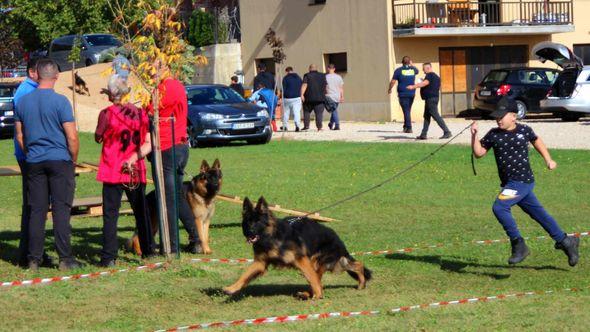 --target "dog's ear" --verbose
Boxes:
[212,158,221,169]
[200,160,210,173]
[255,196,270,215]
[243,197,254,216]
